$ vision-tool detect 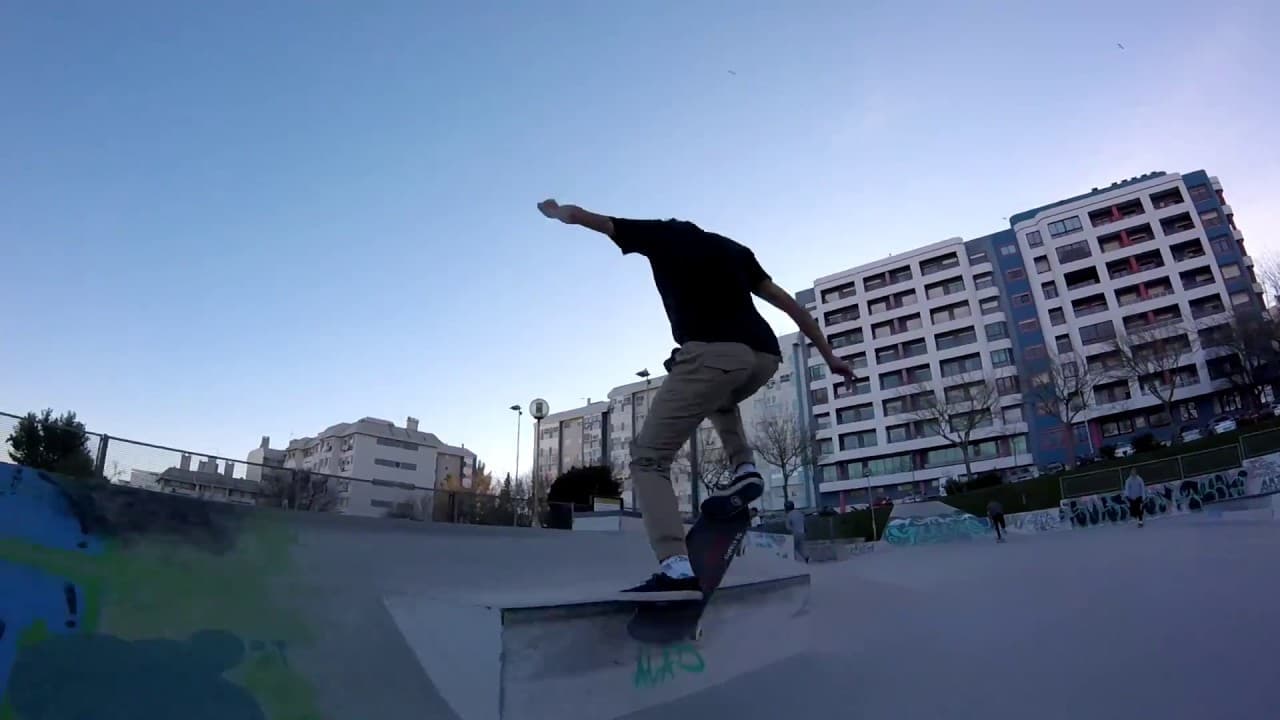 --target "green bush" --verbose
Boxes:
[941,474,1062,516]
